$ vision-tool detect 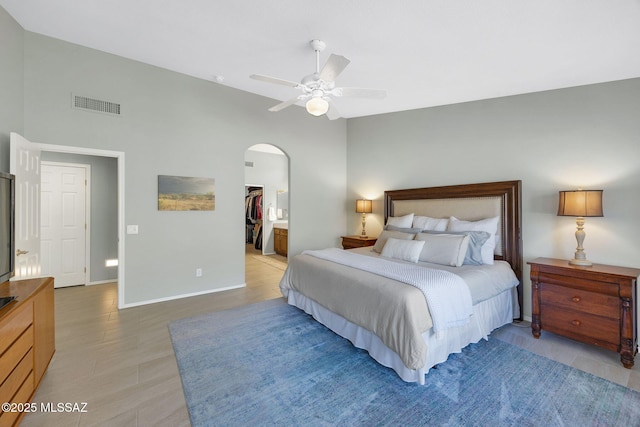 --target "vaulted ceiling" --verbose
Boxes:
[2,0,639,119]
